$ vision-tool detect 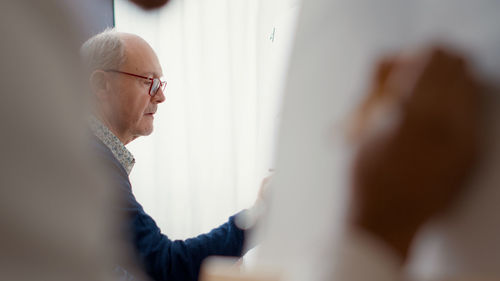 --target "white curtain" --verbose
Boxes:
[114,0,299,239]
